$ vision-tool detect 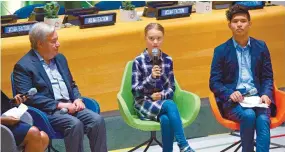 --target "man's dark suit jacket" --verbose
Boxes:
[13,50,81,113]
[209,37,276,115]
